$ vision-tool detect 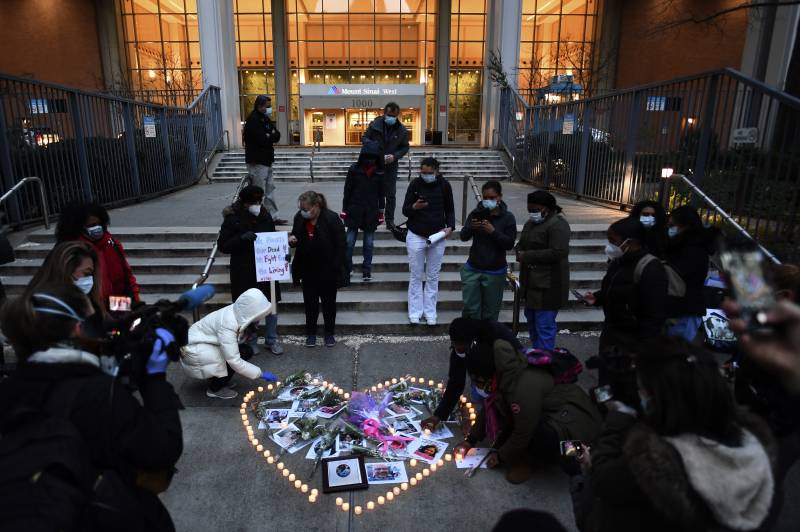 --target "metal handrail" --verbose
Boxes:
[0,177,50,229]
[191,174,252,322]
[309,149,315,182]
[407,149,413,181]
[202,129,230,184]
[460,174,482,226]
[670,174,781,264]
